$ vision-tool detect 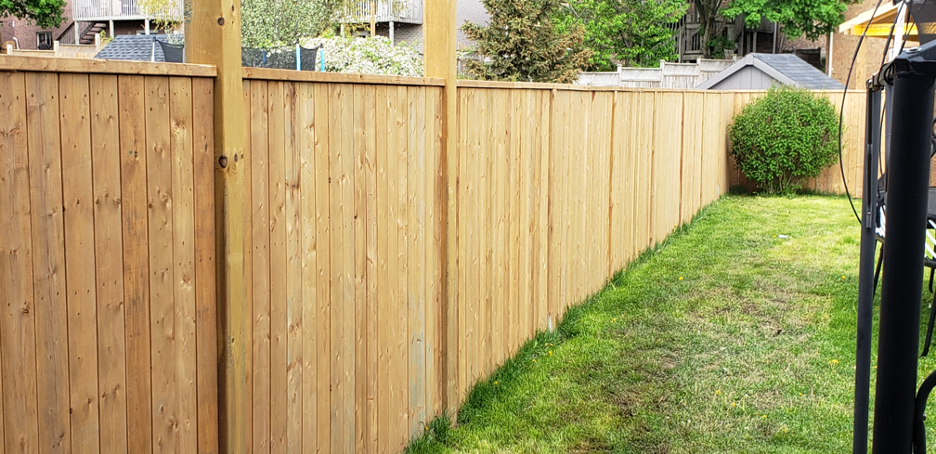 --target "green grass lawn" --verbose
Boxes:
[406,194,936,453]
